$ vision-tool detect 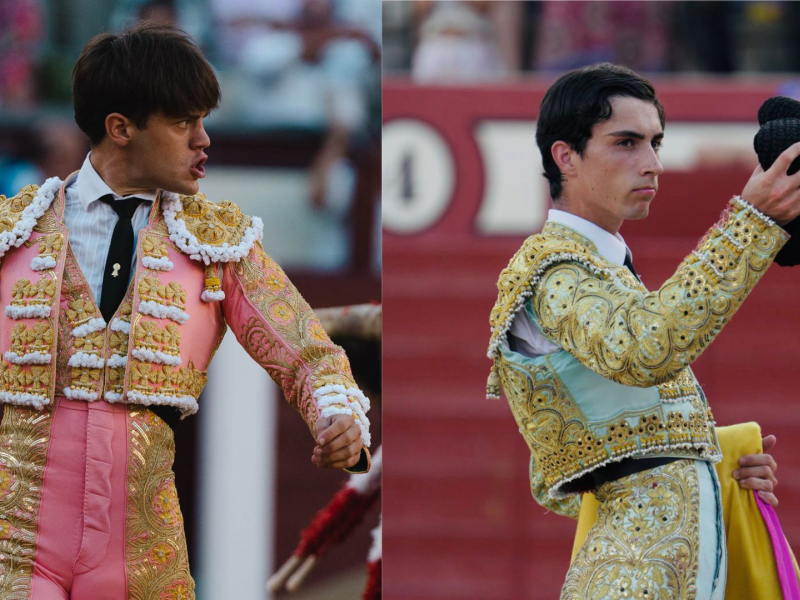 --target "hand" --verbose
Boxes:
[733,434,779,507]
[312,414,362,469]
[741,141,800,225]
